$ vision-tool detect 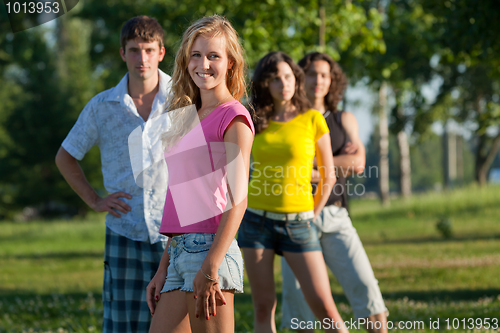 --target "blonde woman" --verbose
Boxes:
[146,15,254,333]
